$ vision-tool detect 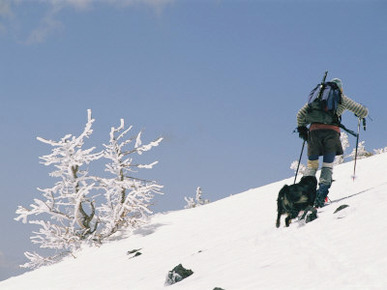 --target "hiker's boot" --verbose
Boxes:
[315,183,330,208]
